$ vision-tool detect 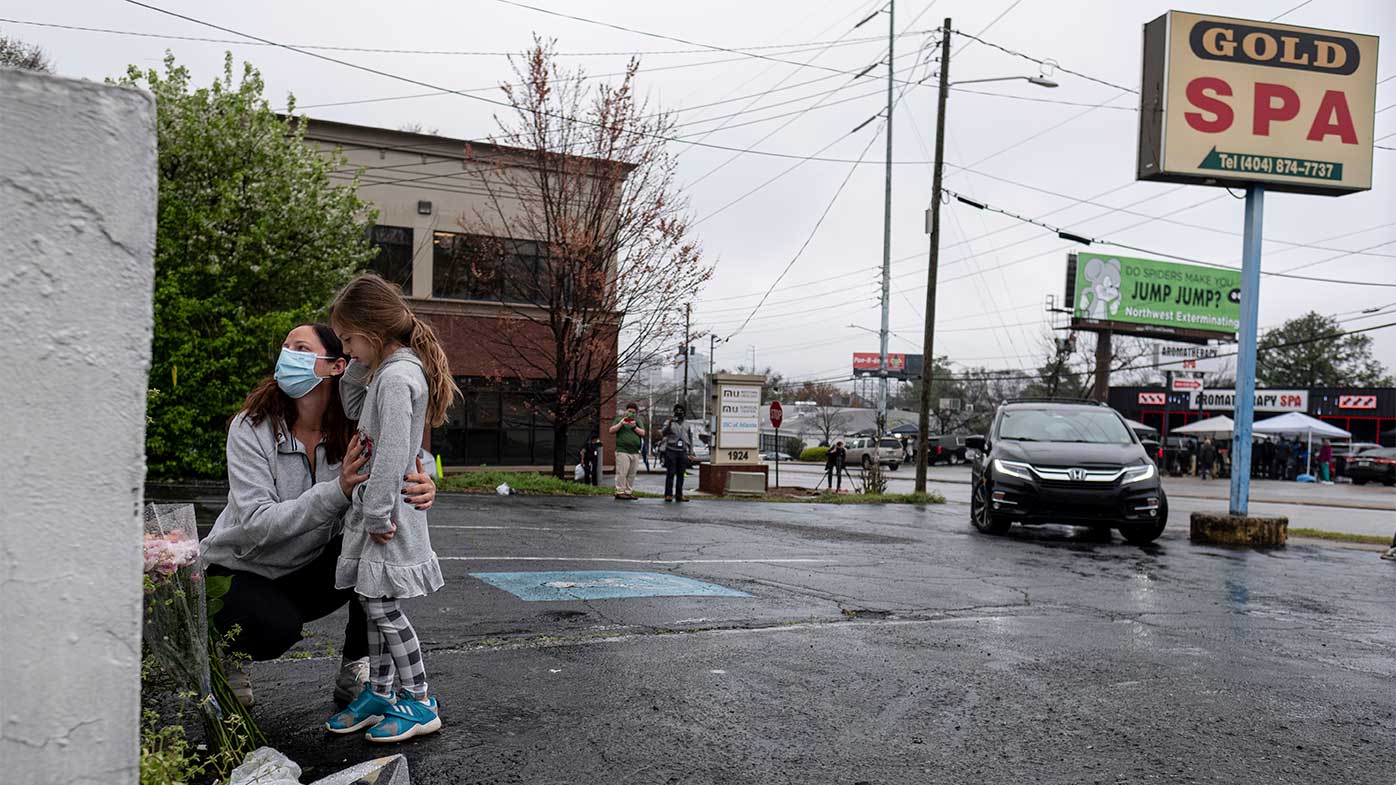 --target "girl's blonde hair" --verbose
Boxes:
[329,274,460,427]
